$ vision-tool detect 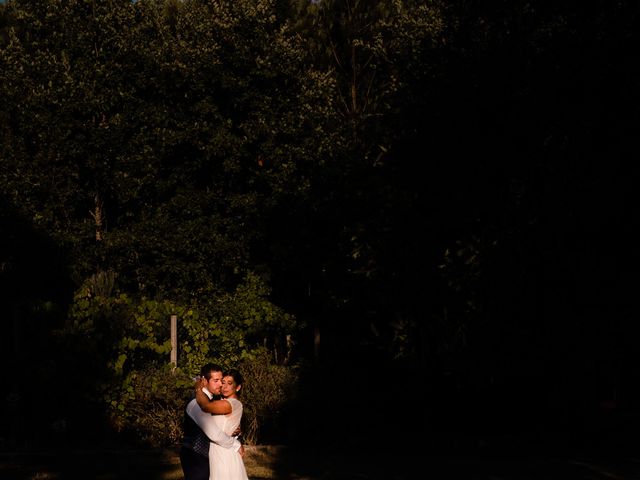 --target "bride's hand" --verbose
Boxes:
[195,376,206,389]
